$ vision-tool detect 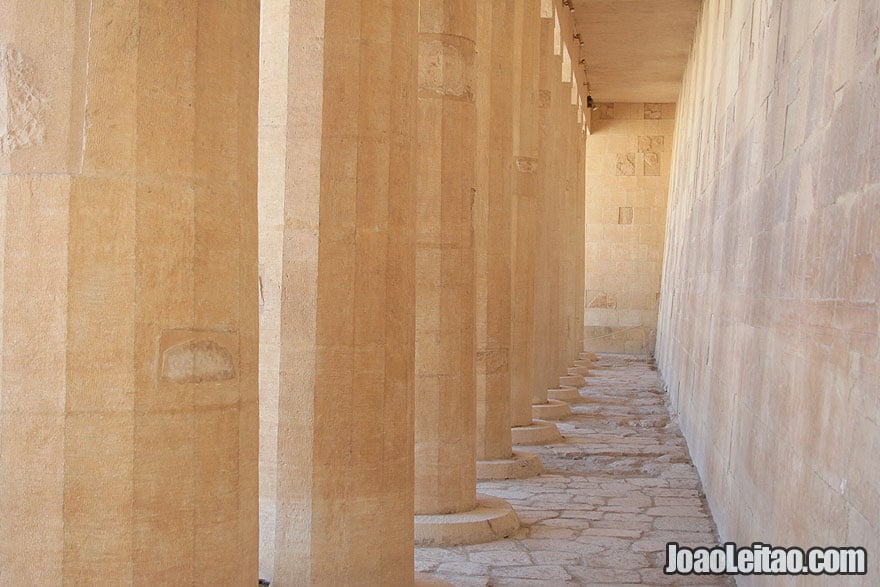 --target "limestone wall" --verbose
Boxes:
[657,0,880,575]
[583,103,674,355]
